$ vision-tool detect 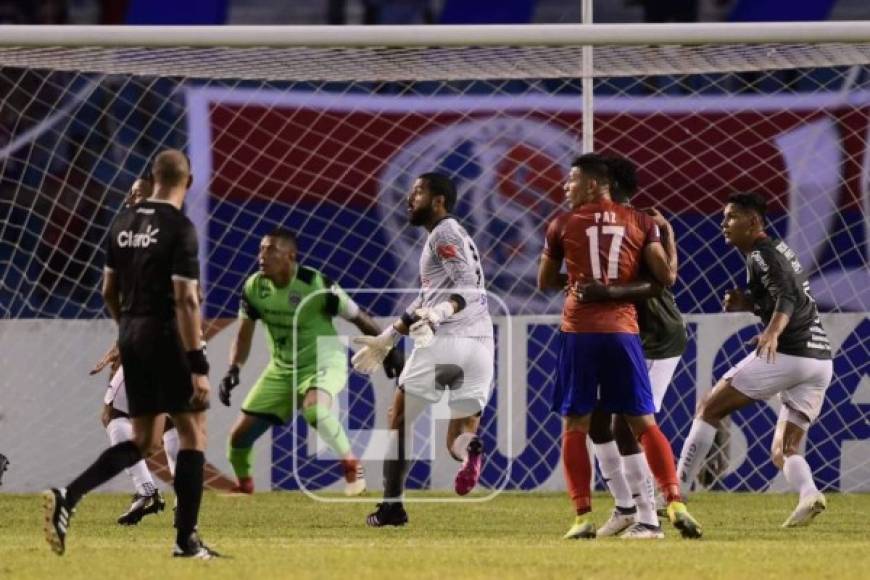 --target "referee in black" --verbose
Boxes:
[44,150,217,559]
